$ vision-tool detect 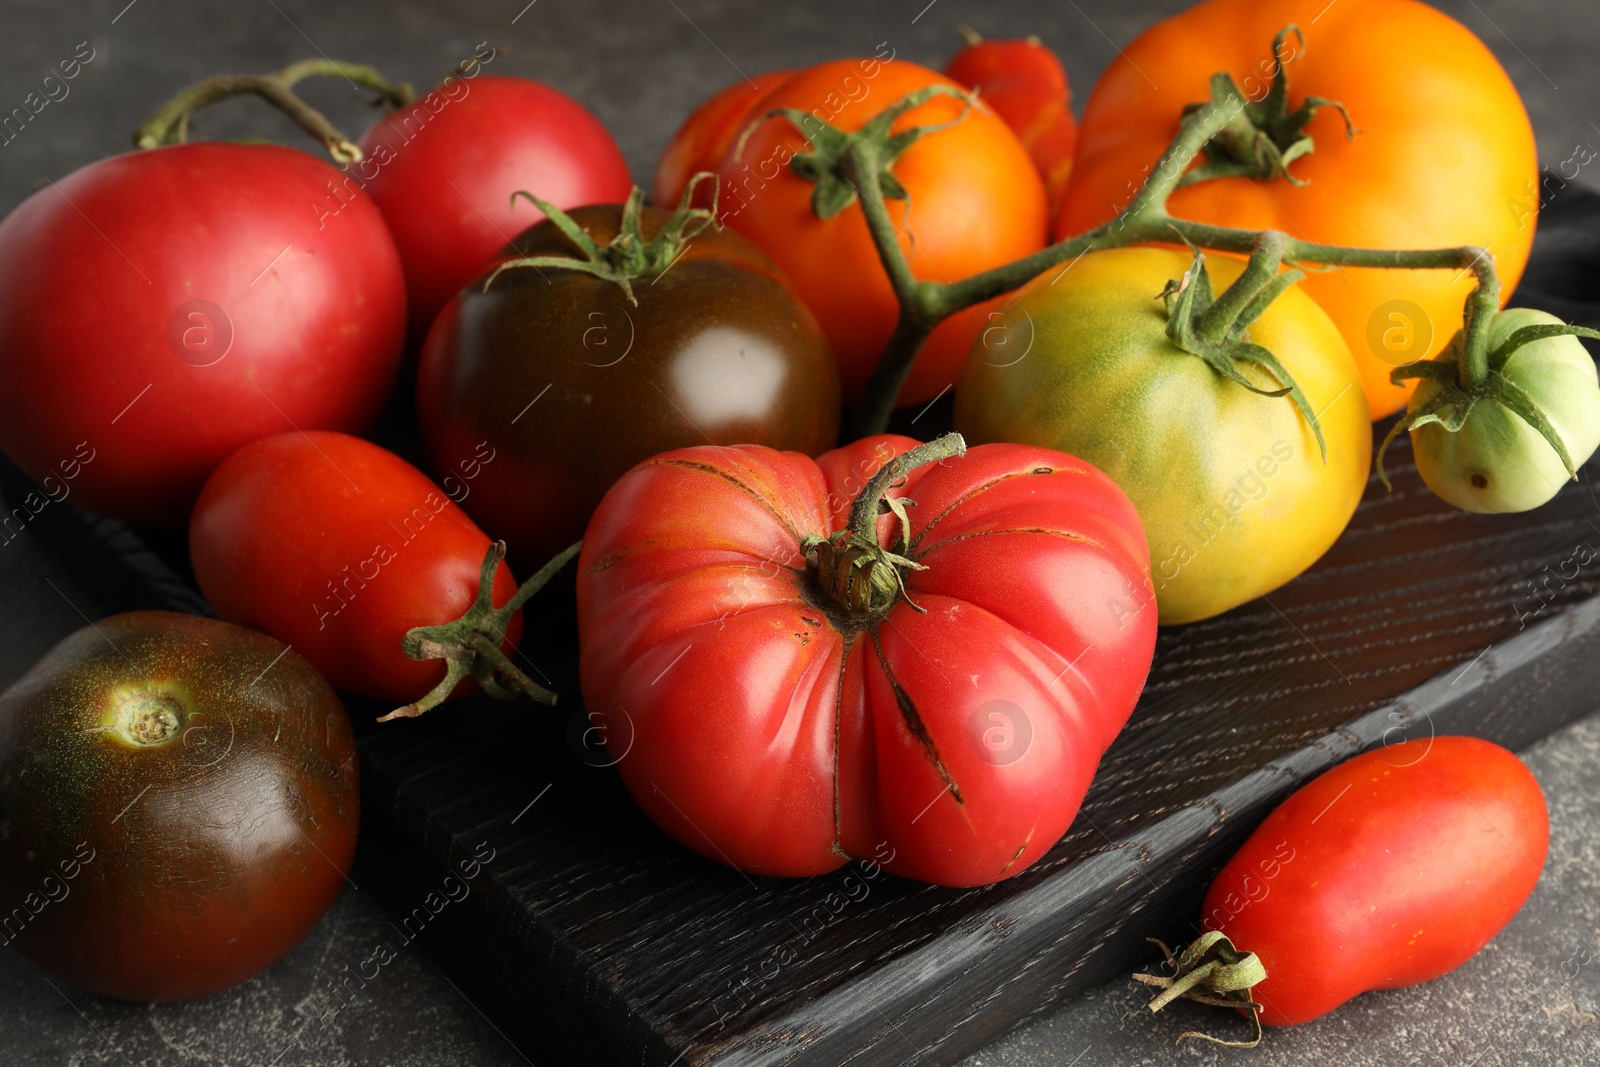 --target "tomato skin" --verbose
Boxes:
[0,611,359,1001]
[418,203,840,567]
[0,143,405,526]
[356,73,634,339]
[189,432,522,703]
[1058,0,1538,418]
[954,247,1370,624]
[652,70,792,208]
[1203,737,1547,1026]
[1410,308,1600,513]
[717,58,1049,407]
[577,435,1156,886]
[944,36,1077,219]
